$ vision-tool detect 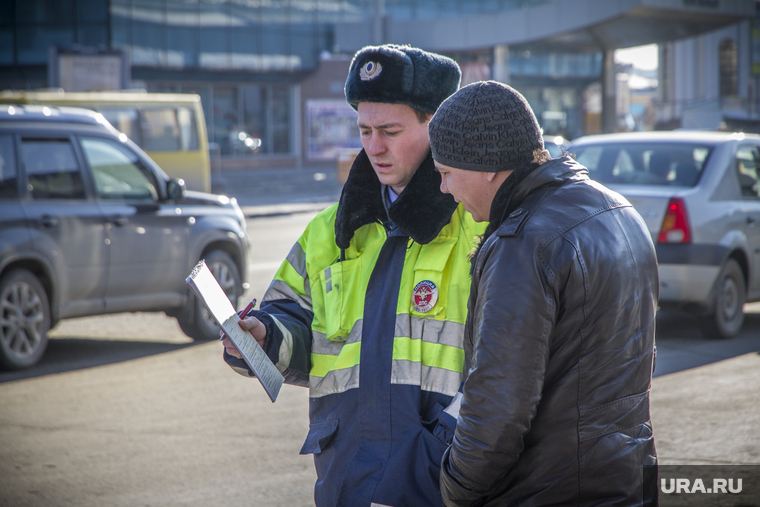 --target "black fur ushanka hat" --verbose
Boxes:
[345,44,461,114]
